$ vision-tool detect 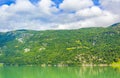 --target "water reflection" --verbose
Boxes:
[77,66,117,78]
[112,66,120,73]
[0,66,120,78]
